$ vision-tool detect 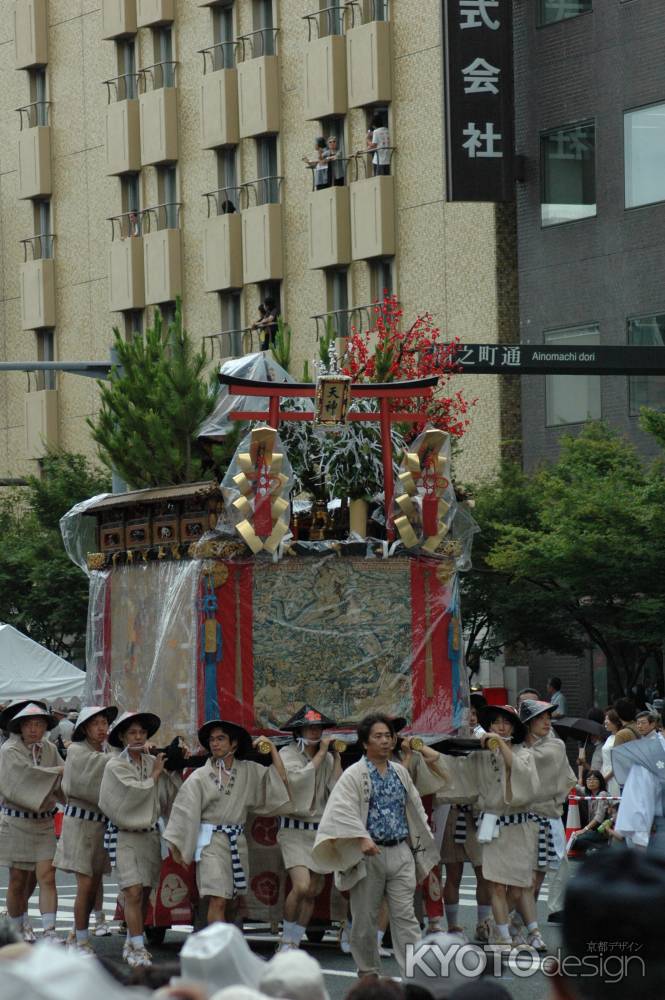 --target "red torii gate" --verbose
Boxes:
[219,373,438,541]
